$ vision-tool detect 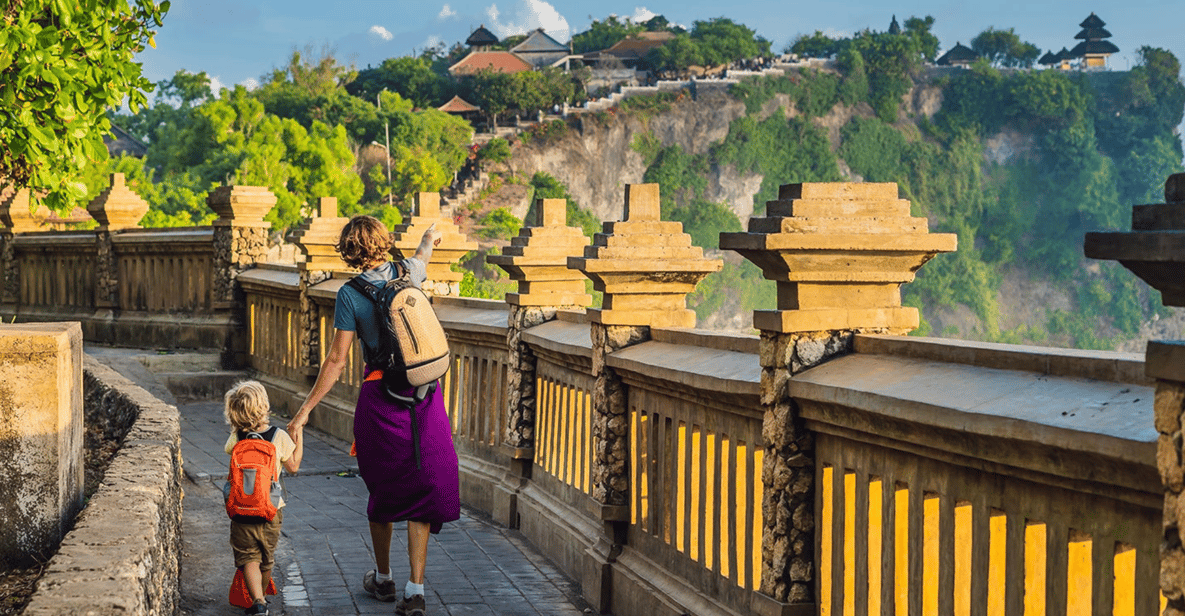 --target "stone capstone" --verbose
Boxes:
[489,198,592,308]
[721,181,956,335]
[569,184,721,329]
